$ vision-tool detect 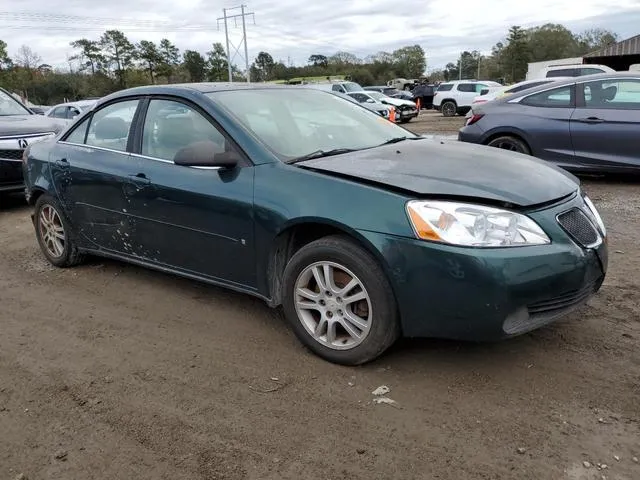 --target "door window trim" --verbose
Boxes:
[58,96,145,153]
[133,94,253,167]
